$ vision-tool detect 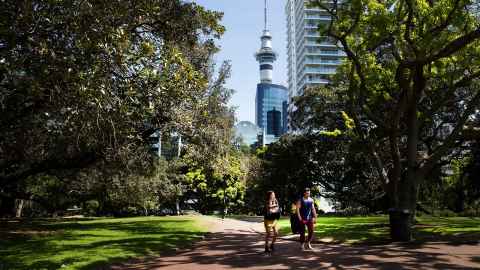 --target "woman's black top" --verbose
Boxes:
[264,199,280,220]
